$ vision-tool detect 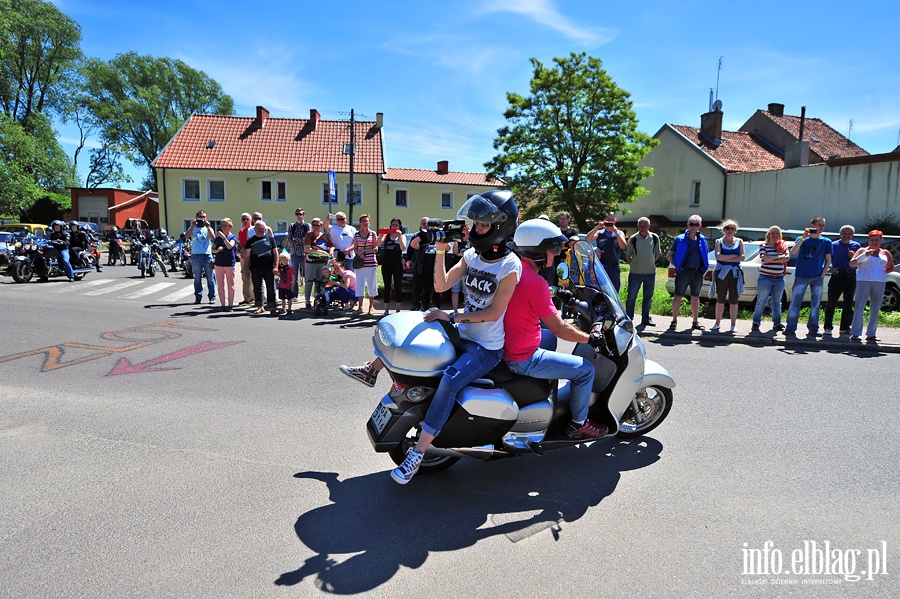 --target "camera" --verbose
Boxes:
[196,219,207,228]
[417,219,466,244]
[807,228,818,234]
[604,221,615,227]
